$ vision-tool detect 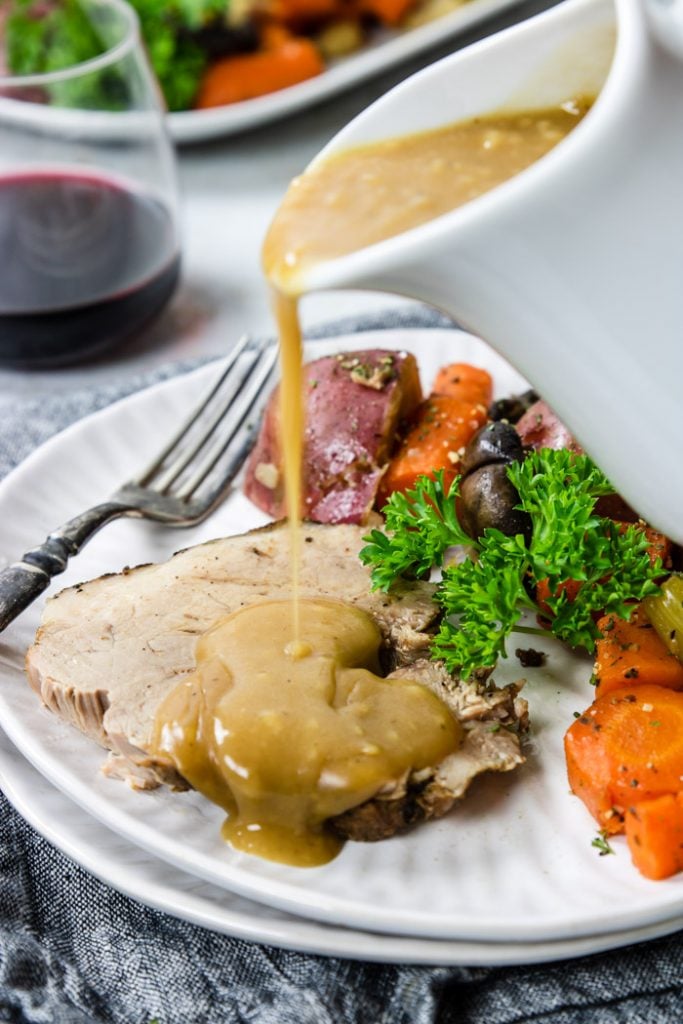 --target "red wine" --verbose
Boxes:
[0,171,180,367]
